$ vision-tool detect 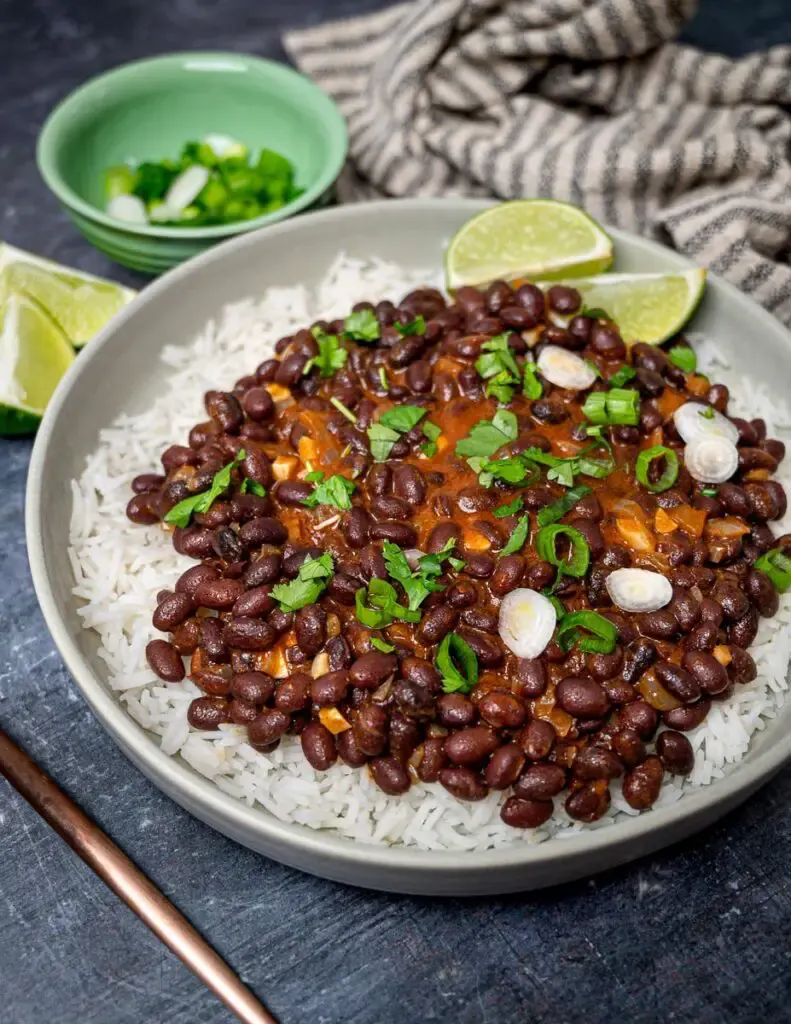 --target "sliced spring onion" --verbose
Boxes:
[555,610,618,654]
[609,365,636,388]
[107,194,148,224]
[165,165,211,213]
[535,524,590,577]
[635,445,680,493]
[754,548,791,593]
[330,396,359,424]
[668,345,697,373]
[605,568,673,613]
[582,387,639,426]
[498,589,558,659]
[684,436,739,483]
[673,402,739,445]
[537,345,597,391]
[536,484,592,528]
